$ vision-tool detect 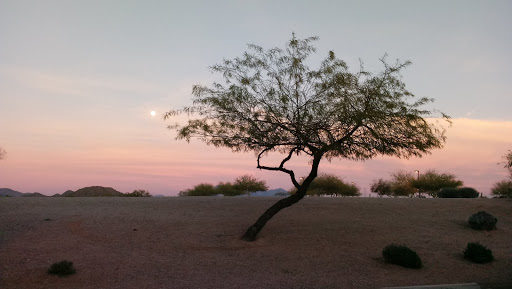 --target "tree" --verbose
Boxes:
[0,147,6,160]
[125,189,152,197]
[411,169,463,197]
[291,173,360,196]
[501,150,512,178]
[390,171,417,197]
[491,150,512,198]
[165,34,449,241]
[491,180,512,198]
[370,178,393,197]
[233,174,268,195]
